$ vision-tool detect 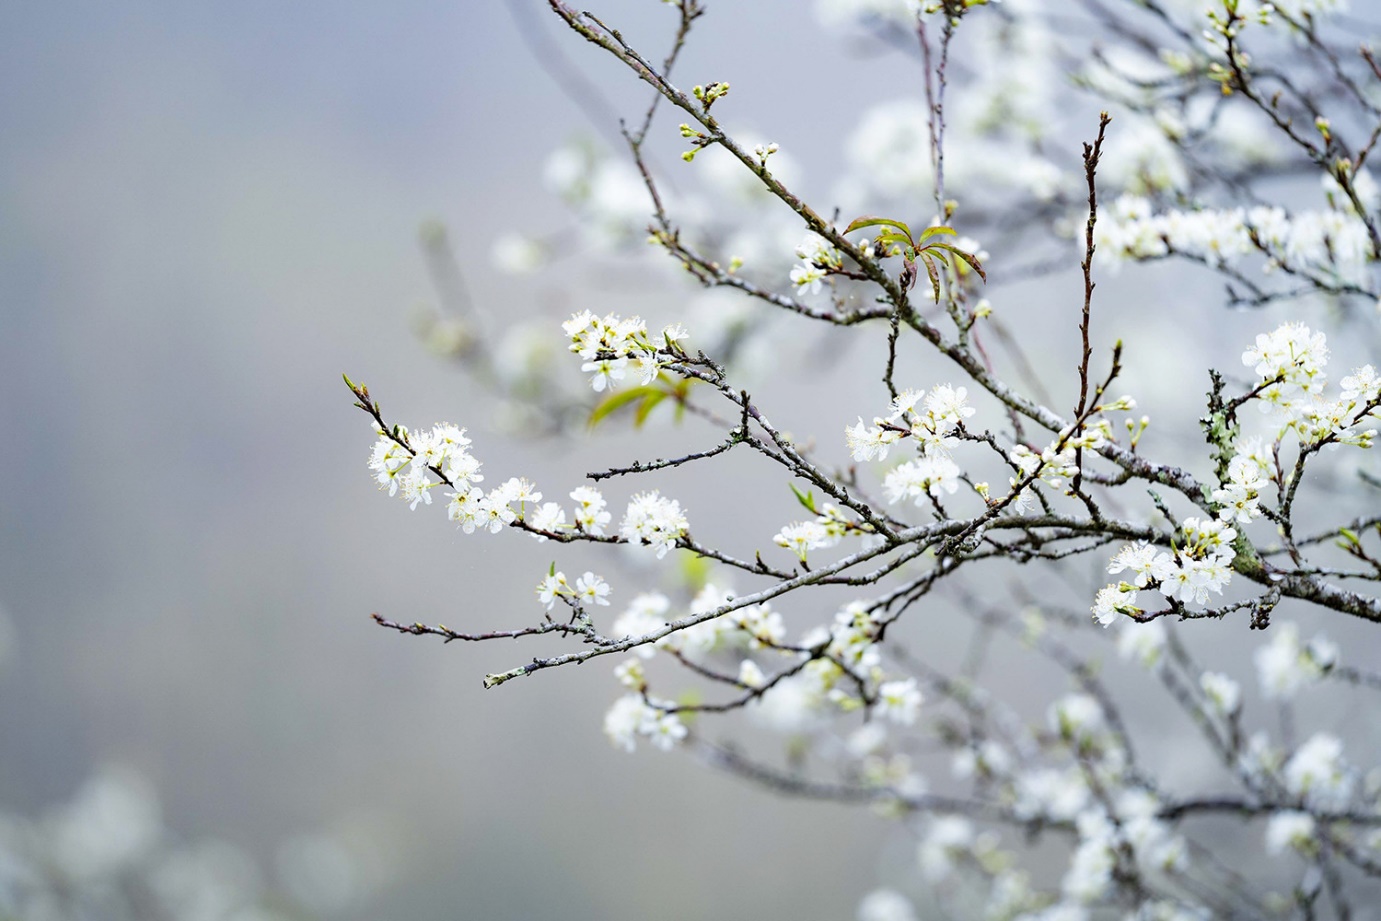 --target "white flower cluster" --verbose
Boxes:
[848,385,975,499]
[1009,439,1082,494]
[1265,810,1316,856]
[1208,449,1268,524]
[1248,731,1360,857]
[367,420,607,539]
[447,475,531,535]
[535,569,611,611]
[1118,618,1358,859]
[883,455,962,504]
[824,600,885,673]
[813,602,924,722]
[898,695,1190,917]
[367,420,696,566]
[562,310,689,393]
[1198,671,1242,717]
[635,599,921,739]
[603,584,797,753]
[525,485,613,539]
[610,592,672,659]
[449,478,610,539]
[619,490,689,558]
[601,587,927,753]
[368,423,482,511]
[602,694,688,752]
[1049,693,1108,749]
[771,503,853,562]
[1062,792,1187,906]
[1242,322,1380,446]
[1096,190,1375,286]
[843,99,1065,210]
[683,585,785,659]
[1091,321,1381,625]
[1092,518,1237,624]
[1253,621,1338,700]
[1243,320,1329,411]
[789,231,844,296]
[856,888,918,921]
[1123,618,1356,858]
[1283,732,1356,811]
